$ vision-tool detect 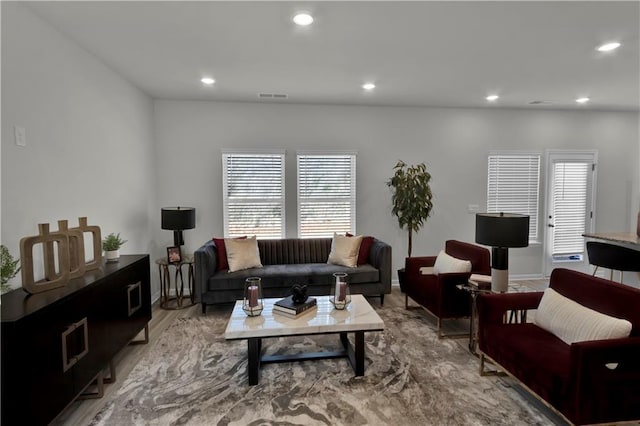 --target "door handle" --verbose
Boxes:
[548,224,555,228]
